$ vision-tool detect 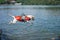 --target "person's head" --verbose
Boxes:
[21,13,25,16]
